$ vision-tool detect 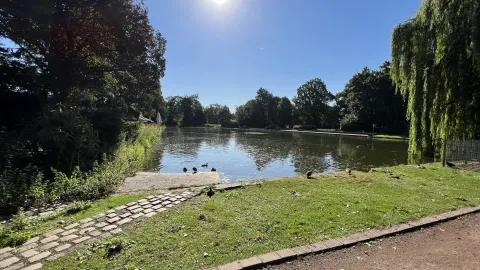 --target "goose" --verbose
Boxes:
[446,162,455,168]
[207,187,215,198]
[306,171,313,178]
[201,163,208,167]
[193,167,198,173]
[183,167,187,173]
[211,168,217,172]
